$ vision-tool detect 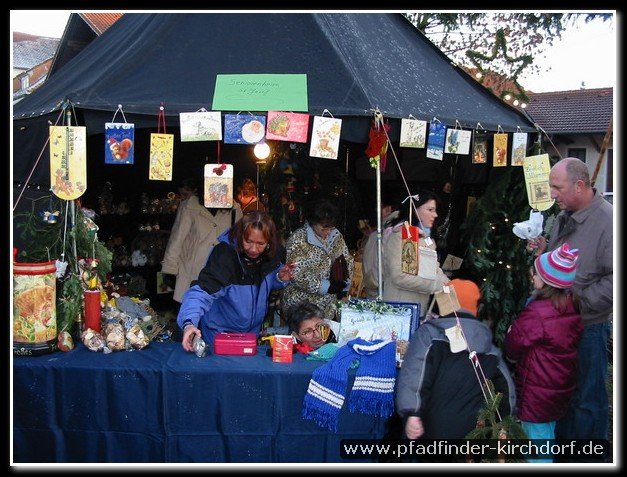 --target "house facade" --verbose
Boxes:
[524,87,614,198]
